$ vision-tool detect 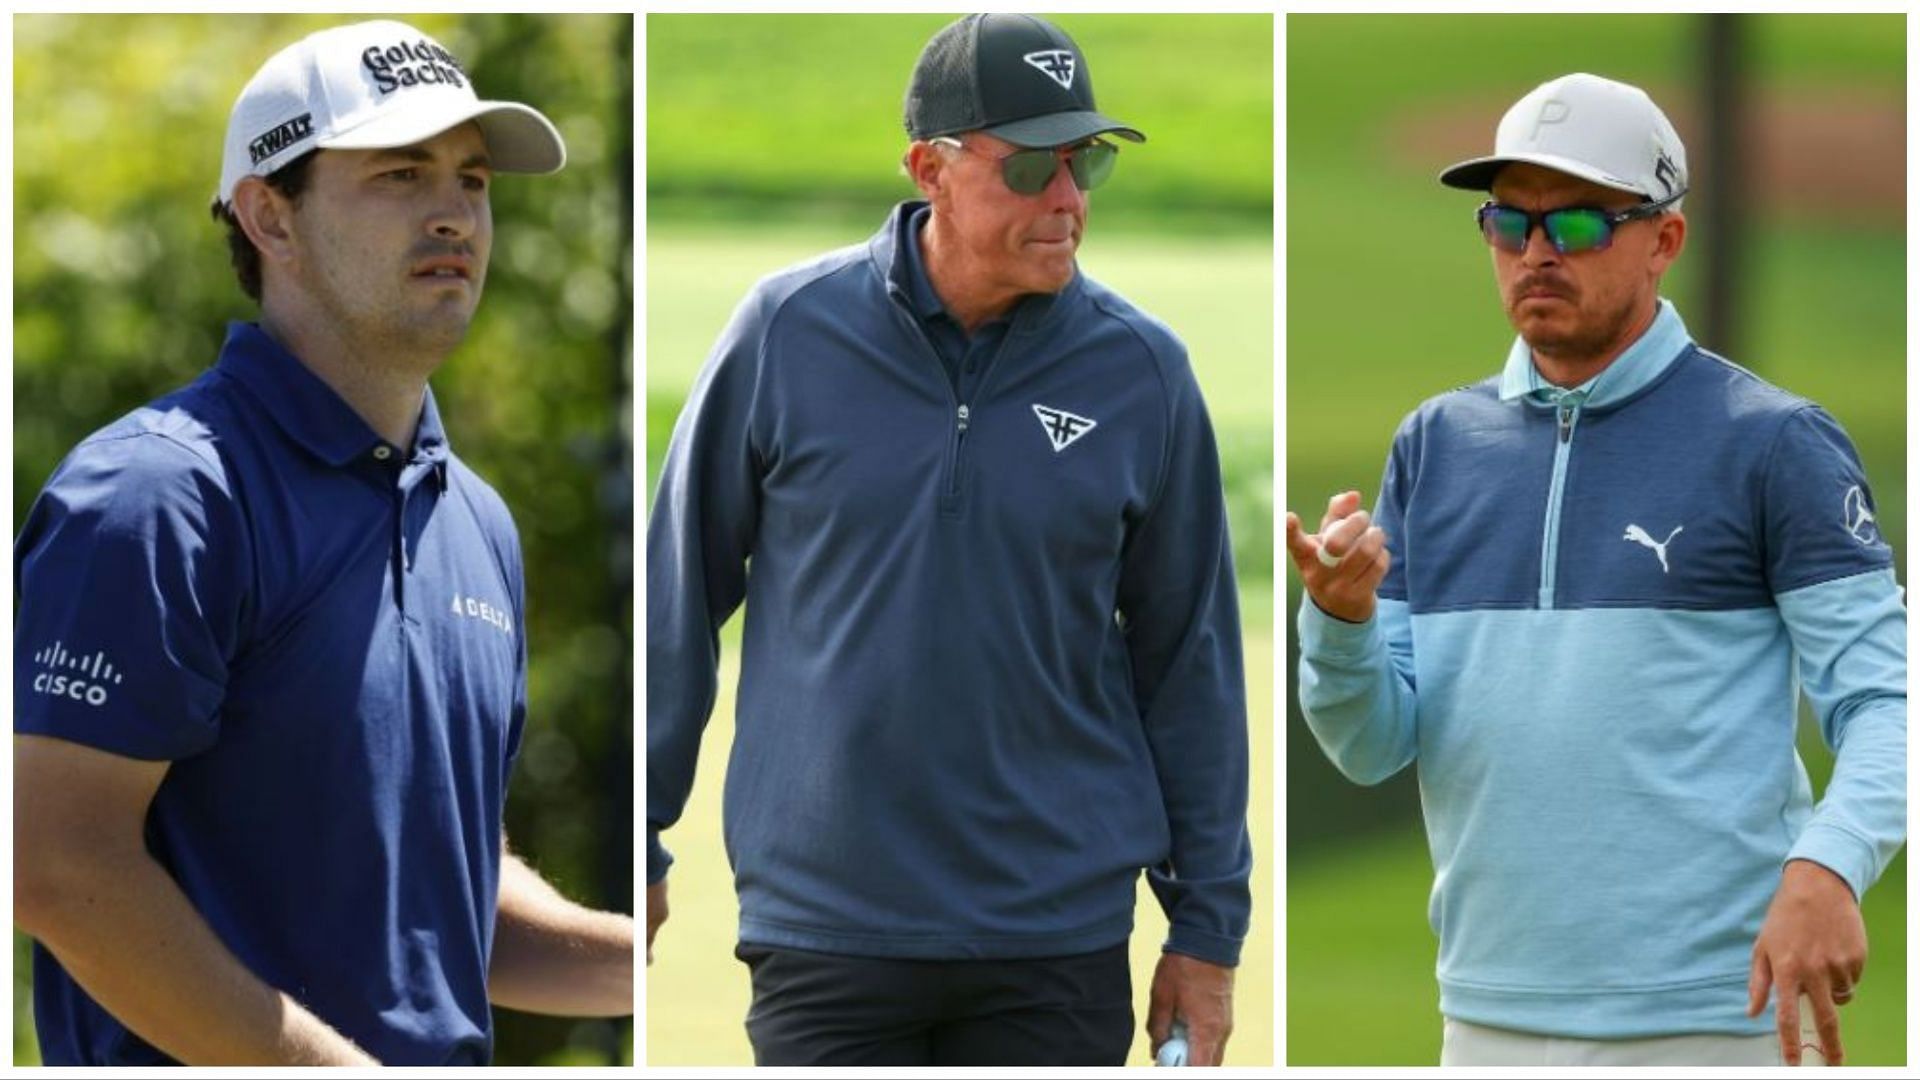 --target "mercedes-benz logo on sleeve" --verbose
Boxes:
[1843,485,1882,546]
